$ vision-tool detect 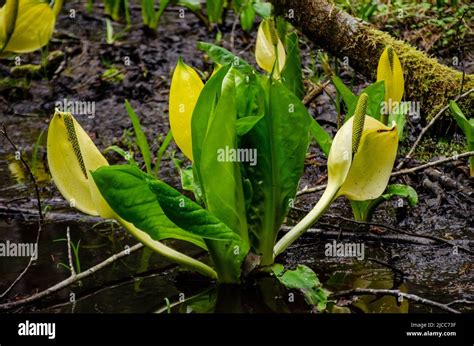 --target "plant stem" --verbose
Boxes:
[120,218,217,279]
[273,186,338,258]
